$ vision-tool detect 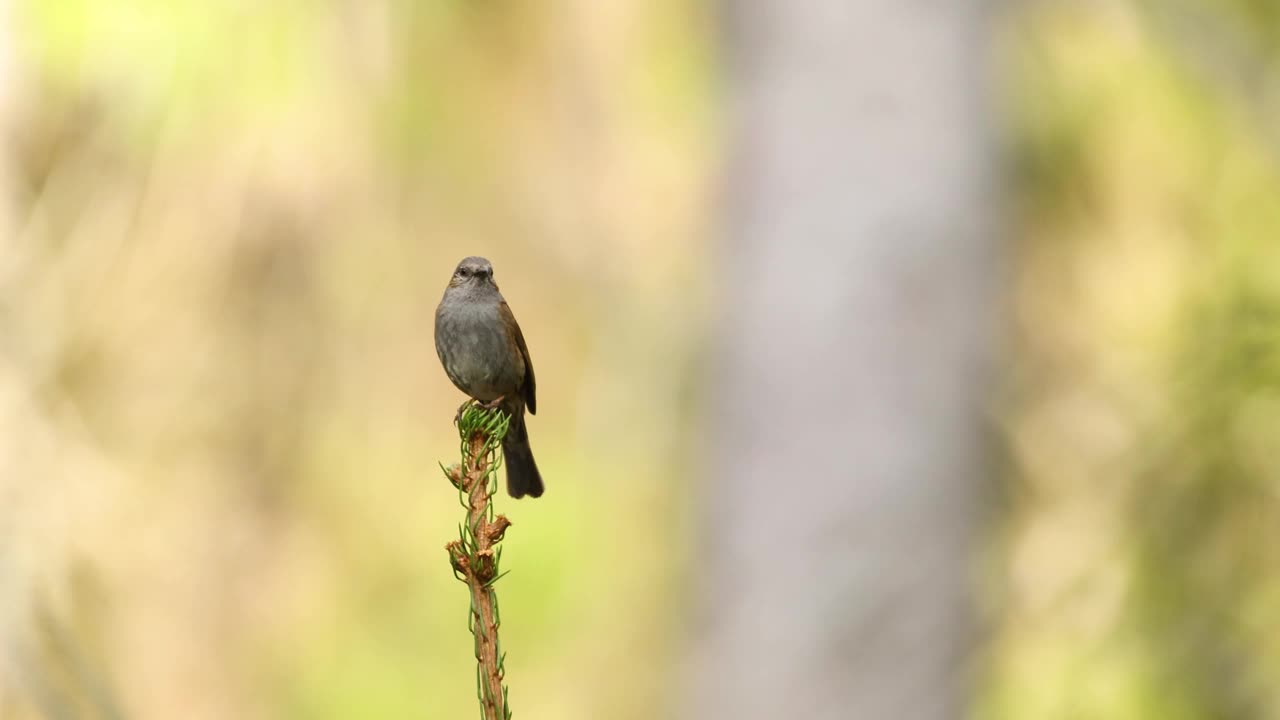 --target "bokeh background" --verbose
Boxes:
[0,1,1277,719]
